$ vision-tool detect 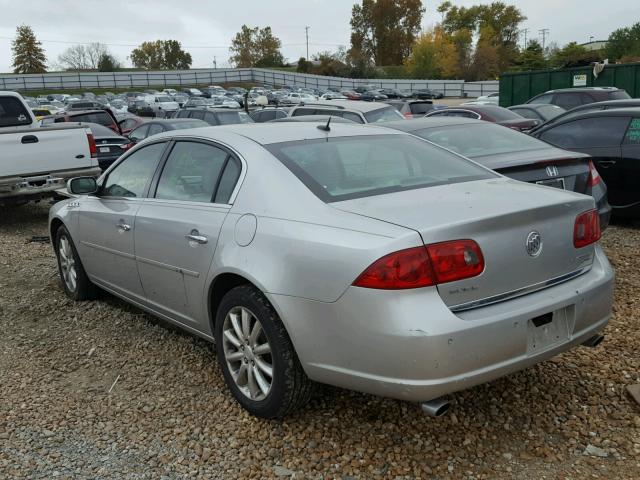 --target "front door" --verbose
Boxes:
[134,140,243,326]
[77,142,168,300]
